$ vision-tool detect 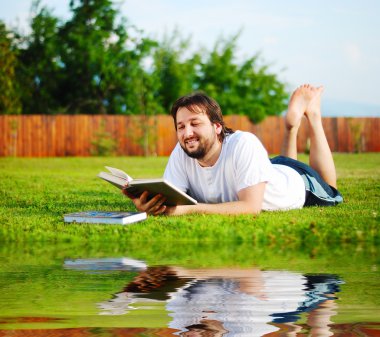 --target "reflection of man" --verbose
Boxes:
[98,265,343,336]
[180,320,228,337]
